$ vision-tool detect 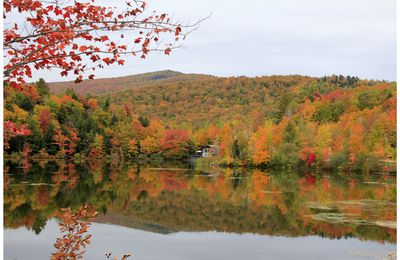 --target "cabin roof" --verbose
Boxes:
[203,144,217,149]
